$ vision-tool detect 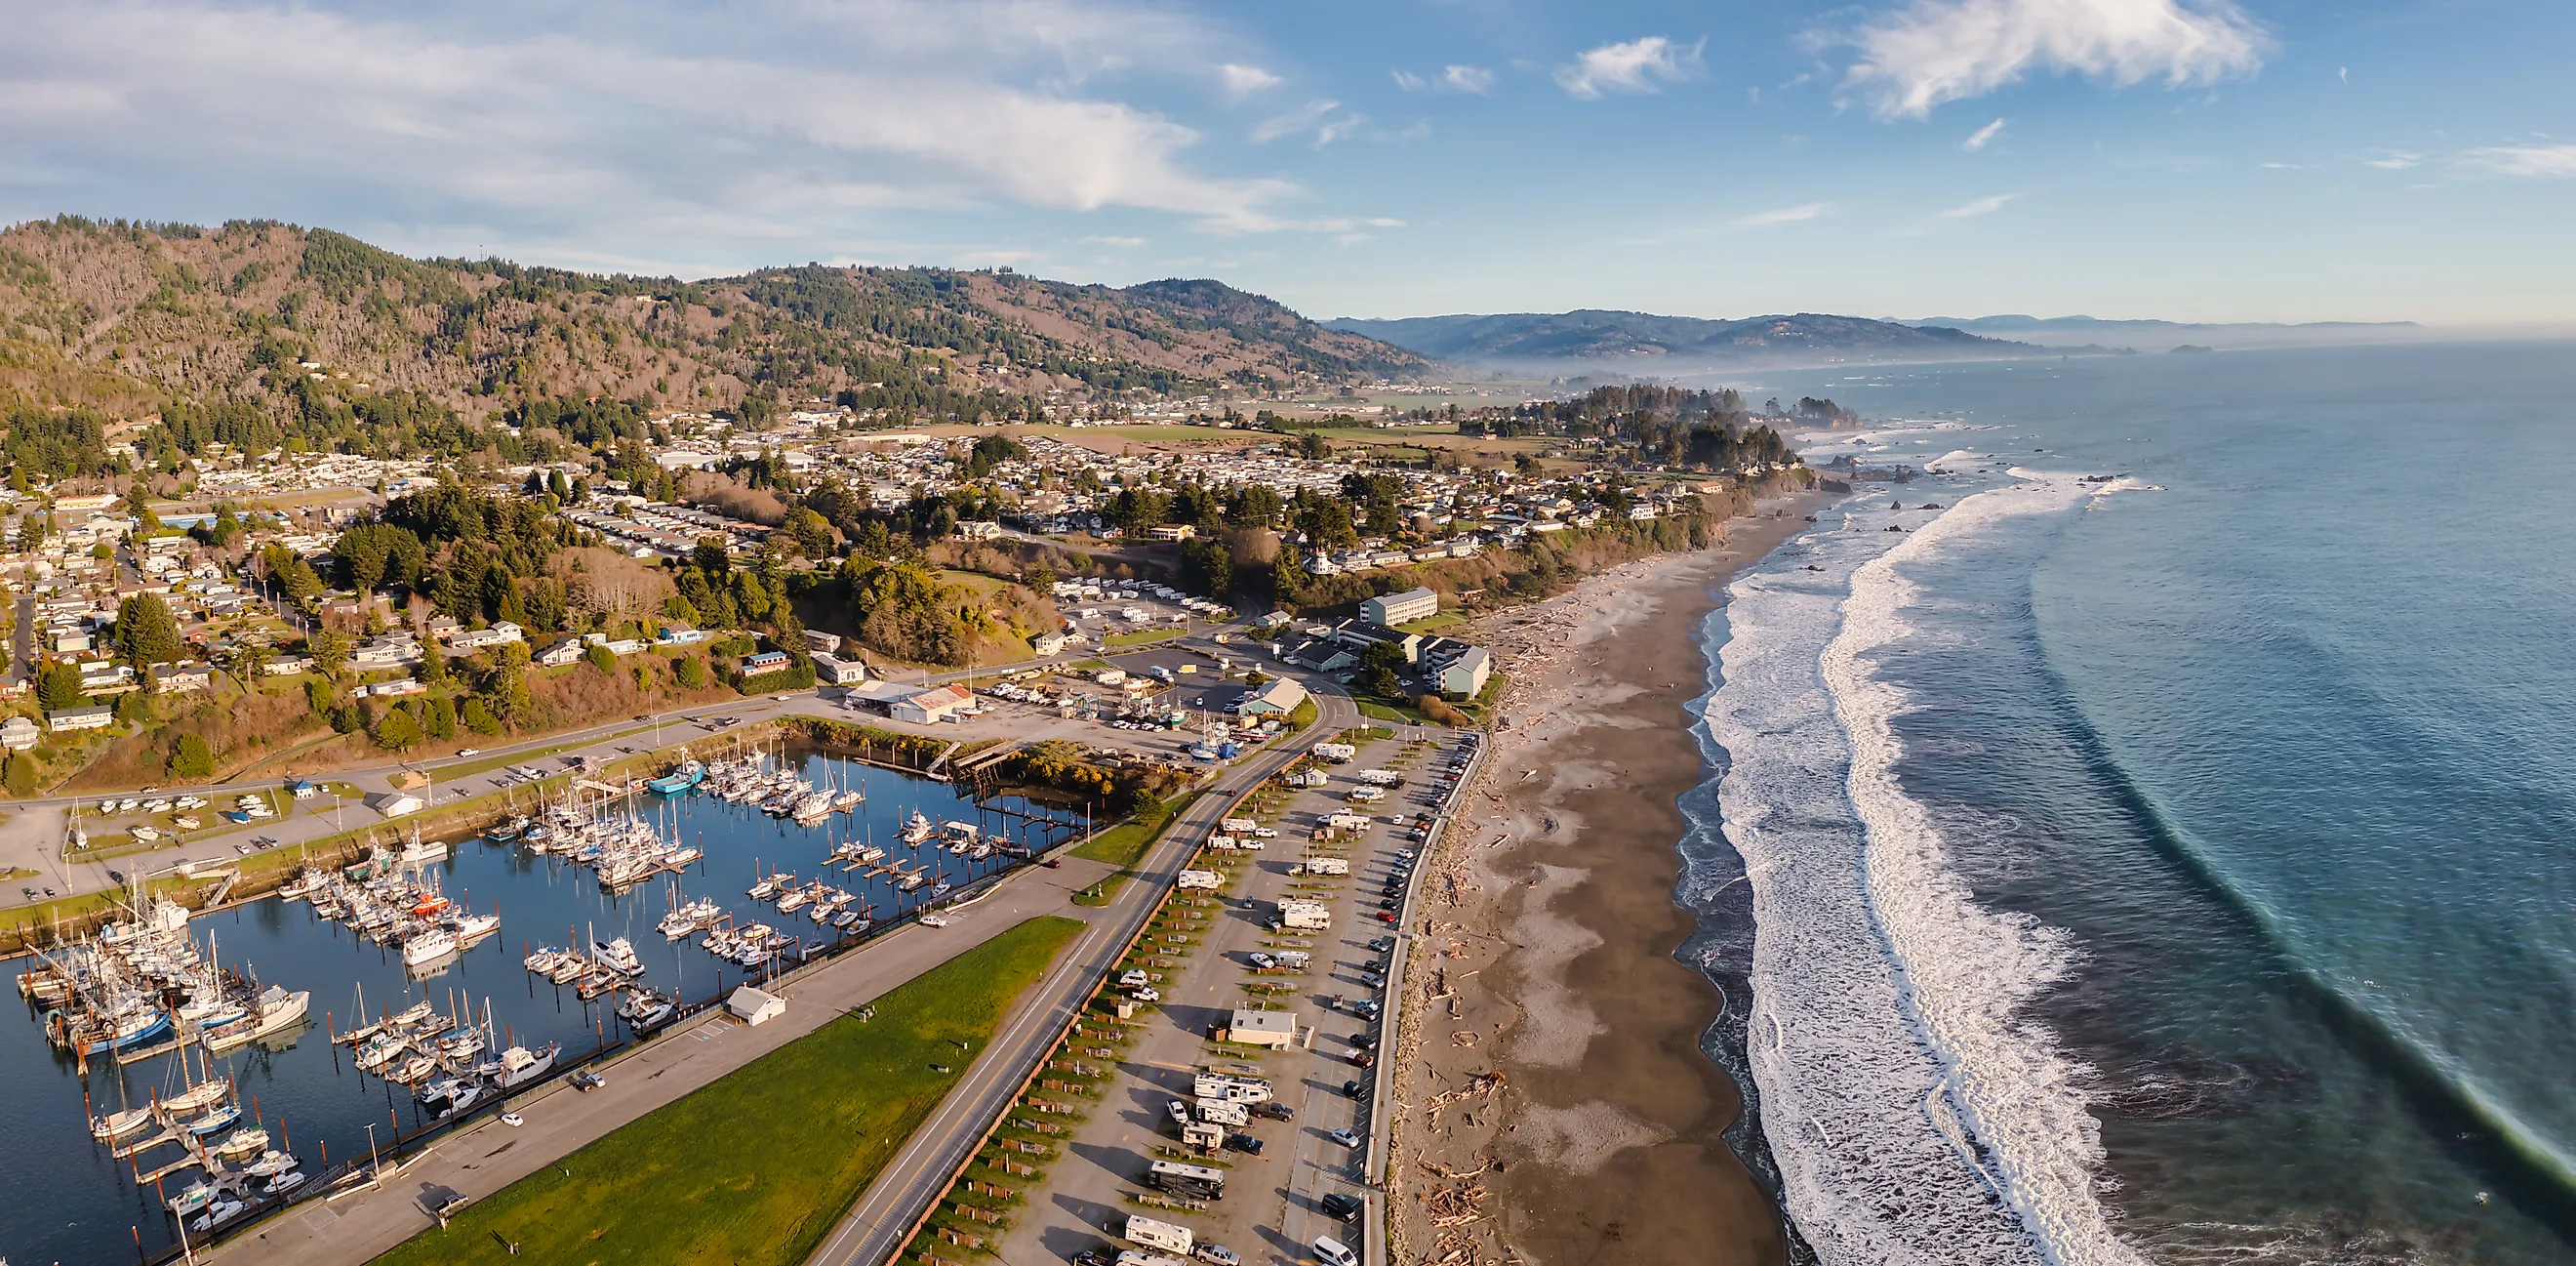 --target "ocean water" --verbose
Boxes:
[1681,343,2576,1265]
